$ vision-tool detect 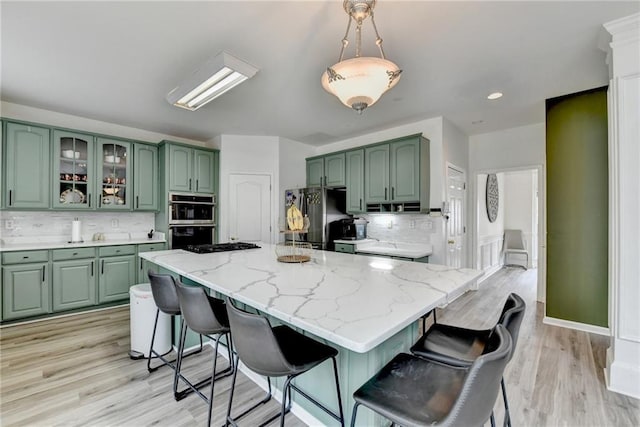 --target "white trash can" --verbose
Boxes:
[129,283,171,359]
